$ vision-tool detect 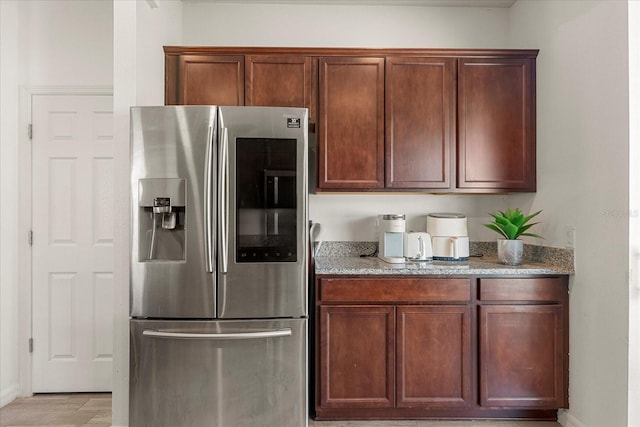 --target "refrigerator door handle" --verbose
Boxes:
[204,125,214,273]
[219,127,229,273]
[142,328,292,340]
